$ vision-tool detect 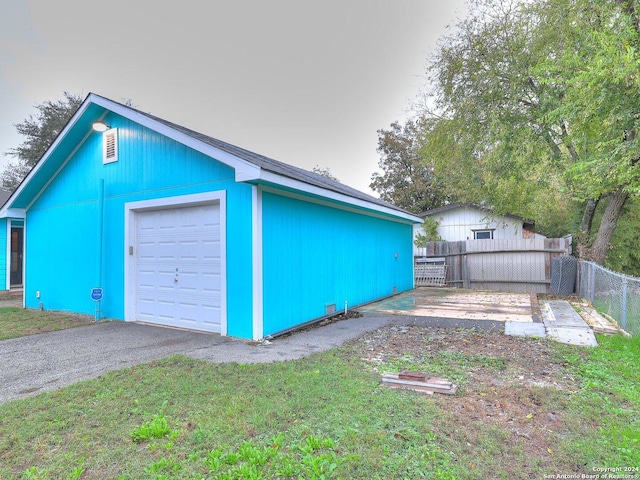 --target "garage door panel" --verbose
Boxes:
[135,203,222,333]
[203,273,221,290]
[202,309,221,329]
[138,270,175,288]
